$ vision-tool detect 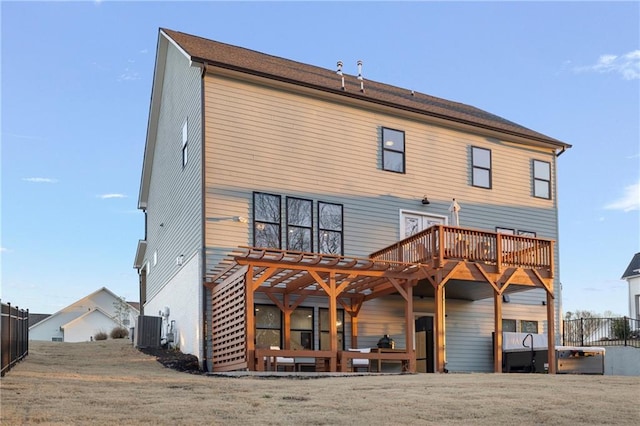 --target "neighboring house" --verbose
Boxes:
[622,252,640,320]
[28,313,51,328]
[134,28,571,373]
[29,287,139,342]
